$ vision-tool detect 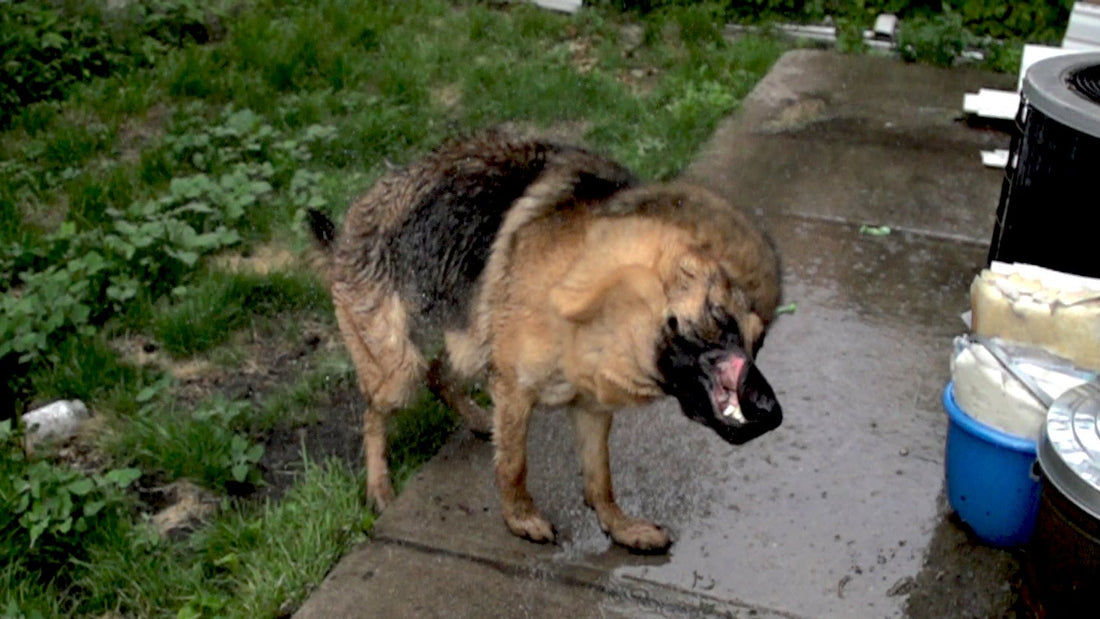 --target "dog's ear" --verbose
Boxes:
[551,264,665,323]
